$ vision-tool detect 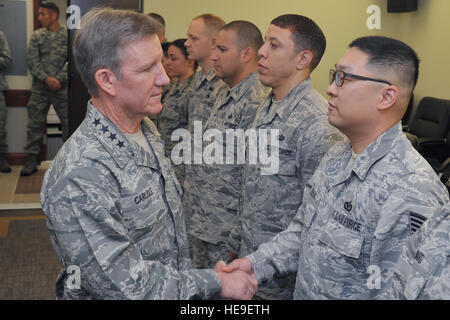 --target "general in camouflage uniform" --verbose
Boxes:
[245,122,449,299]
[380,202,450,300]
[0,30,12,172]
[234,78,343,300]
[186,71,269,269]
[158,74,195,186]
[41,8,256,300]
[41,103,222,299]
[21,2,68,176]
